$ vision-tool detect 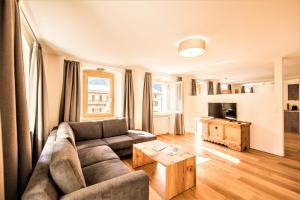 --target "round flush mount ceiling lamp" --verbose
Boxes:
[177,36,206,57]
